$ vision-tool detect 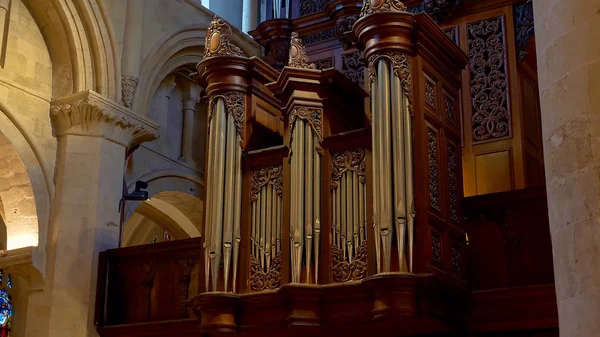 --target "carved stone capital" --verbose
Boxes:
[121,75,139,108]
[360,0,407,18]
[51,91,160,149]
